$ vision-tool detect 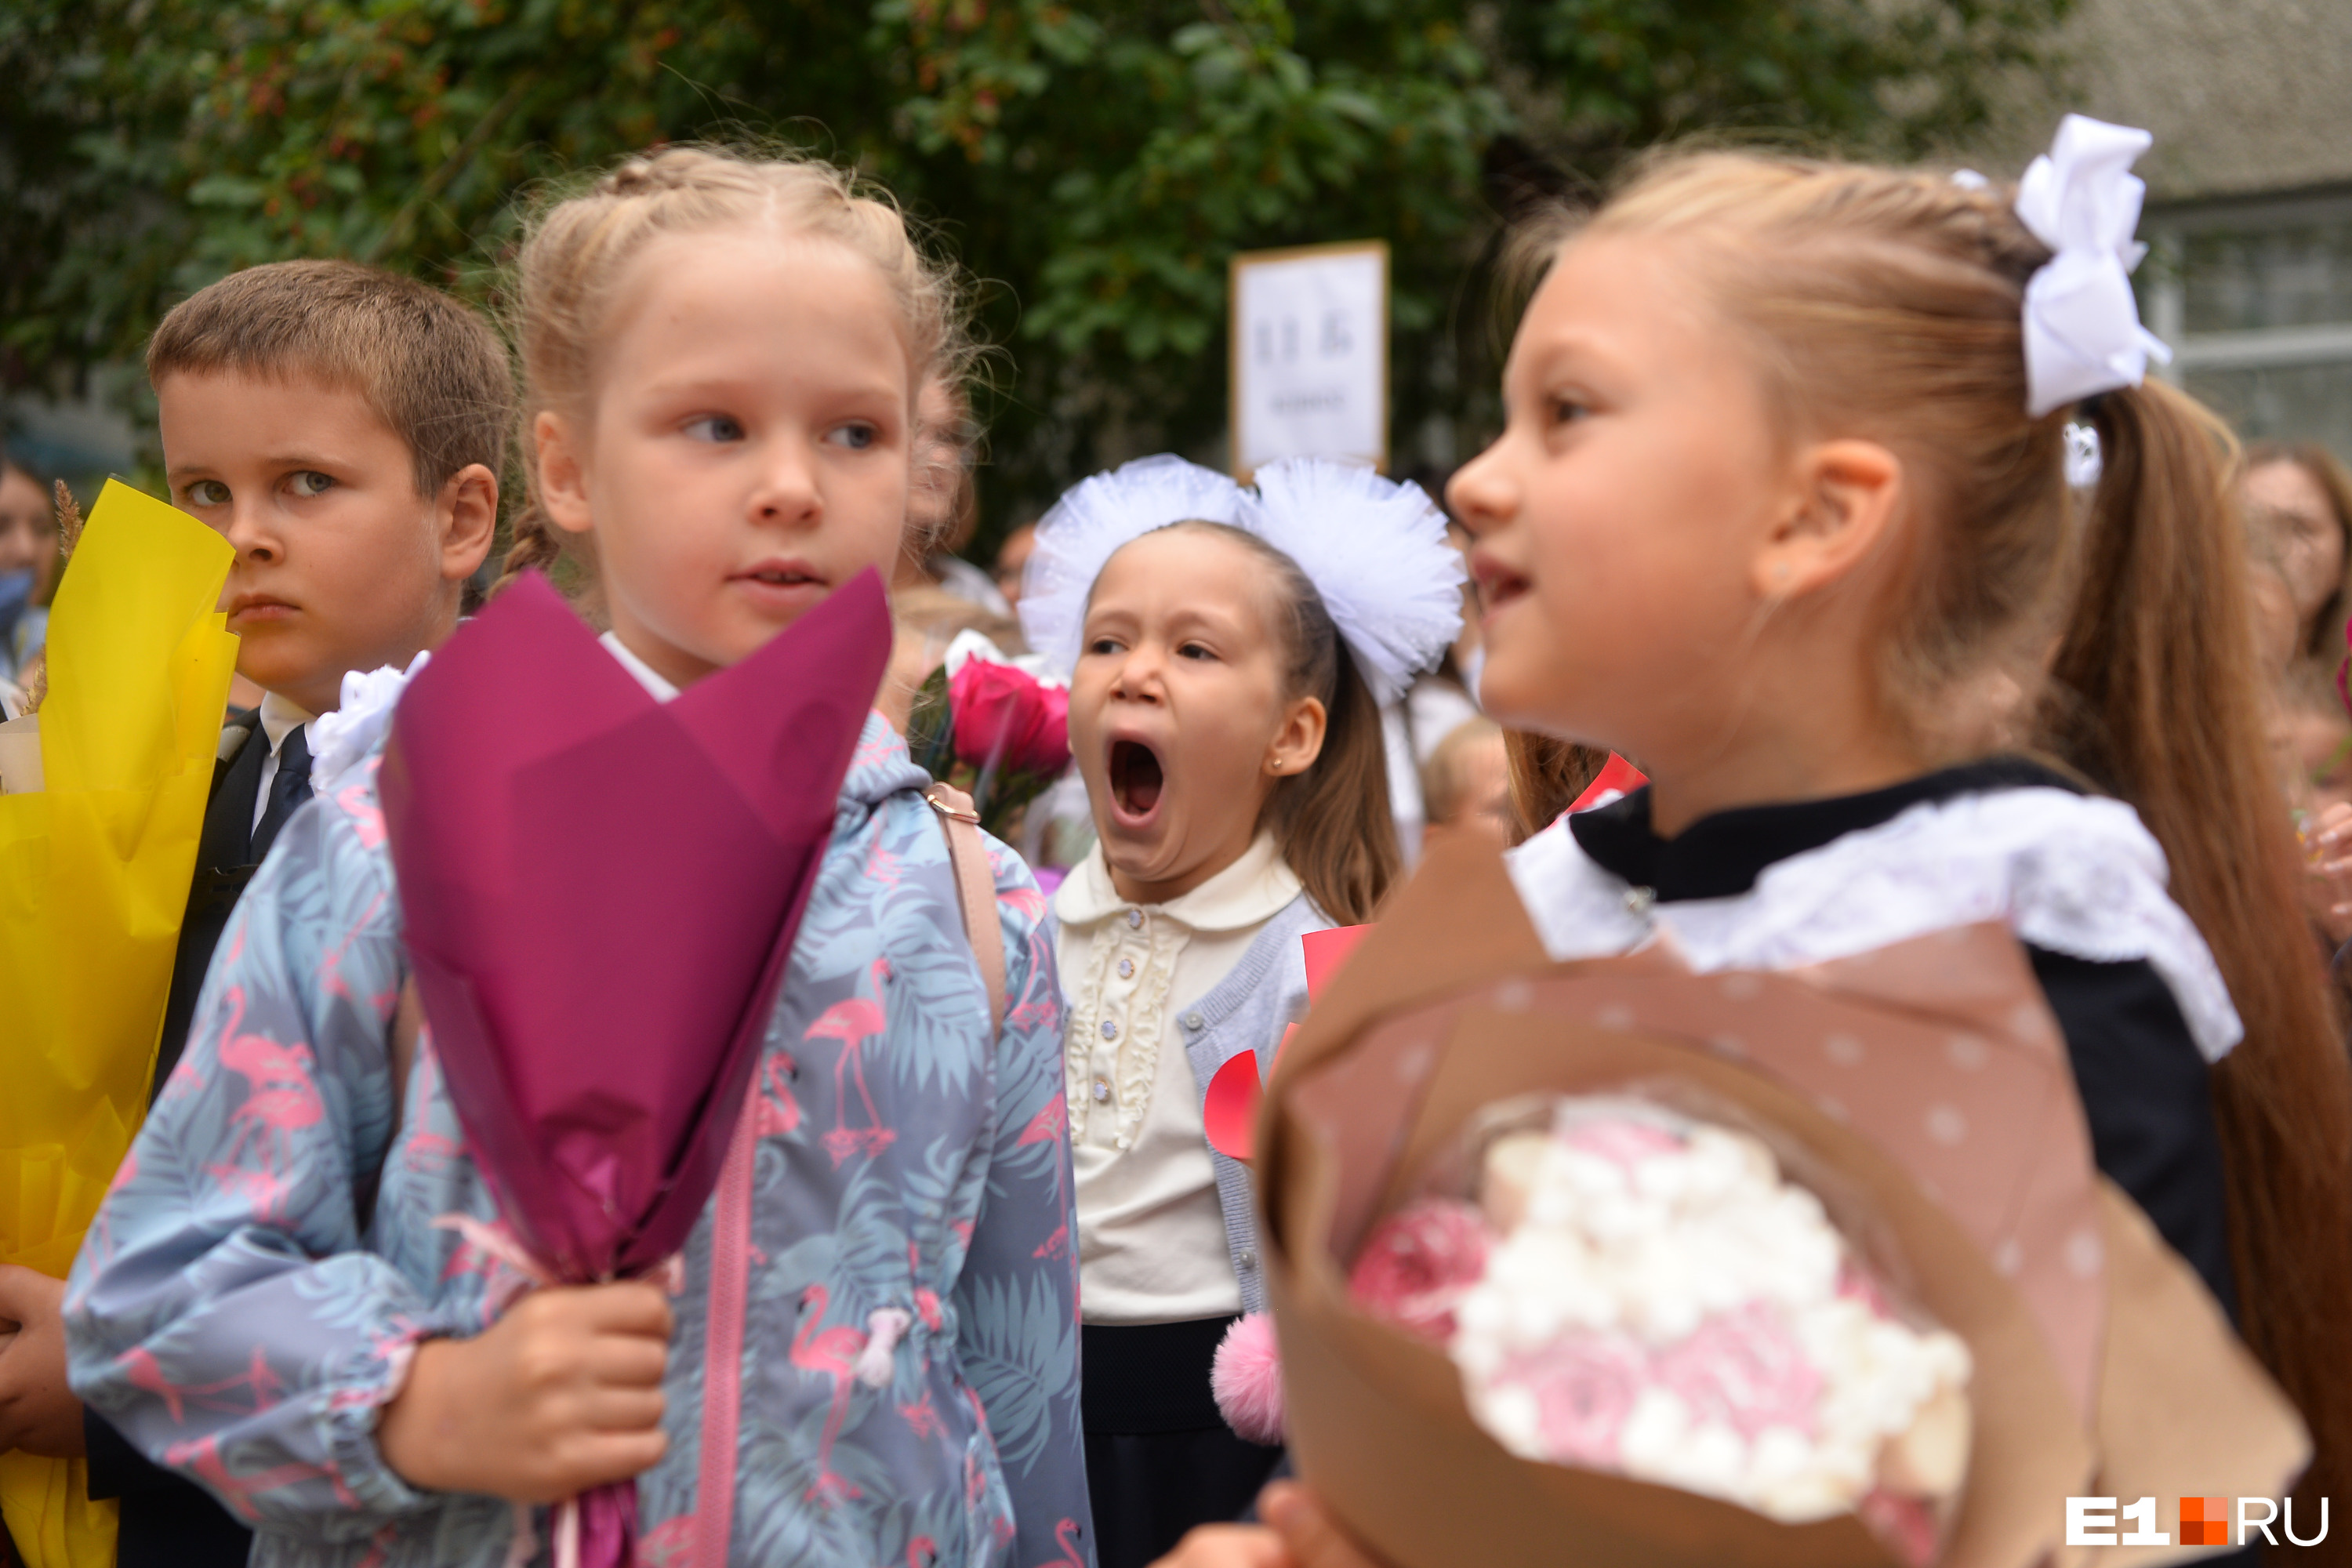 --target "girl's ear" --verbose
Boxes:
[1751,438,1904,601]
[1265,694,1330,779]
[535,410,595,537]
